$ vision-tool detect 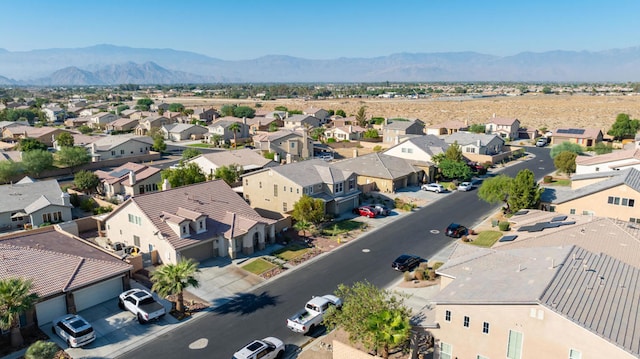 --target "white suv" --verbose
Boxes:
[421,183,444,193]
[52,314,96,348]
[232,337,285,359]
